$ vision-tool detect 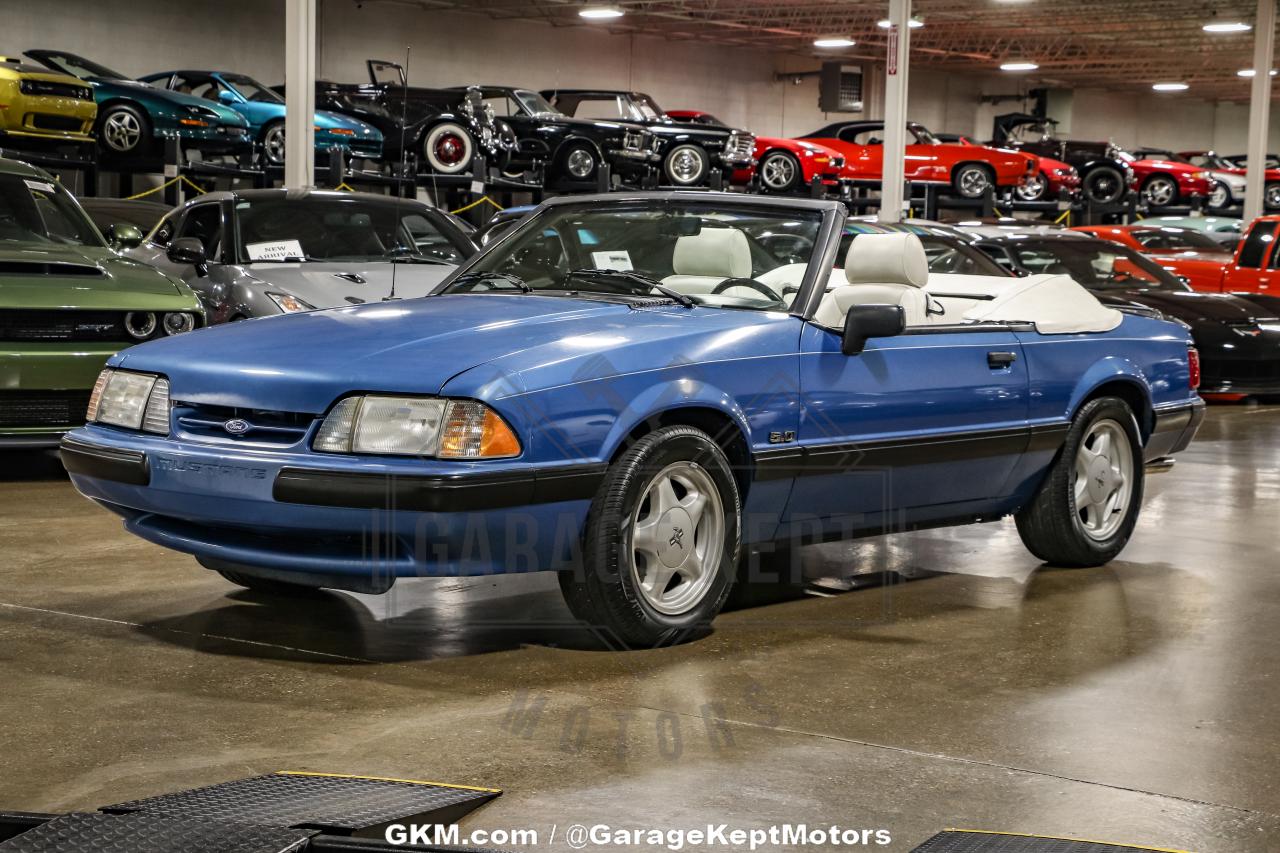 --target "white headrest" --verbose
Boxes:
[844,232,929,288]
[672,228,752,279]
